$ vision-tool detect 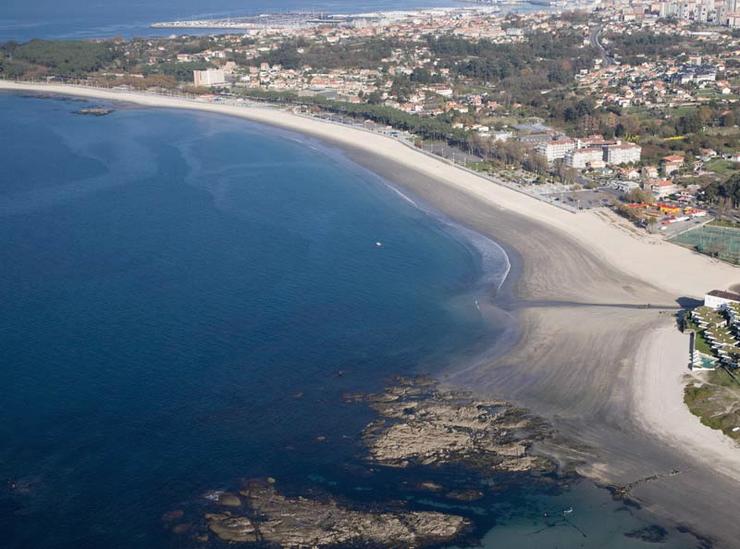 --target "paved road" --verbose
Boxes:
[590,24,614,66]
